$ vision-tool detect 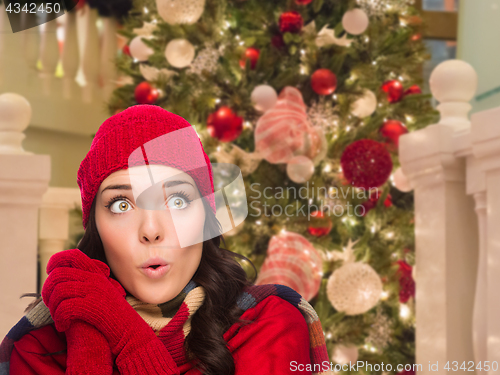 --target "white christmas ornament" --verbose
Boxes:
[342,9,369,35]
[139,64,177,82]
[326,239,382,315]
[393,167,412,192]
[165,39,195,68]
[129,36,154,62]
[331,344,359,365]
[287,155,315,183]
[156,0,206,25]
[327,262,382,315]
[351,89,377,118]
[251,85,278,112]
